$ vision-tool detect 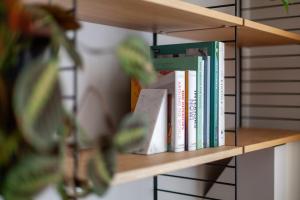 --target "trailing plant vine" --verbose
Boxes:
[0,1,155,199]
